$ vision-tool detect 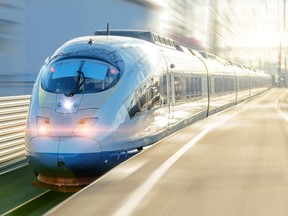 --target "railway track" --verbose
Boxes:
[0,165,74,215]
[2,190,72,215]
